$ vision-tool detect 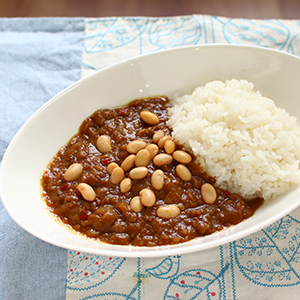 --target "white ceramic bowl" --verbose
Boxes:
[1,44,300,257]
